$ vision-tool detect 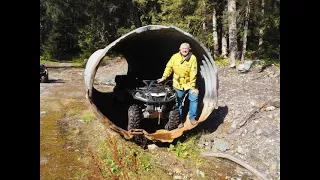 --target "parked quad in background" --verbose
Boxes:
[40,64,49,83]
